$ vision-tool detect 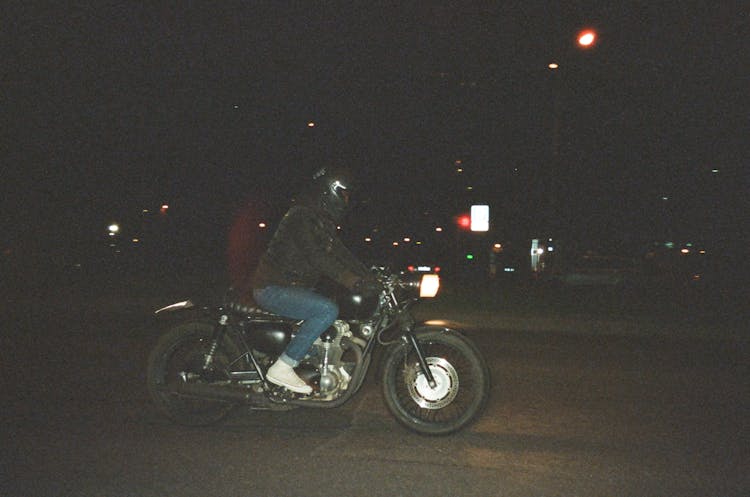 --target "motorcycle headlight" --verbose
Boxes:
[419,274,440,298]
